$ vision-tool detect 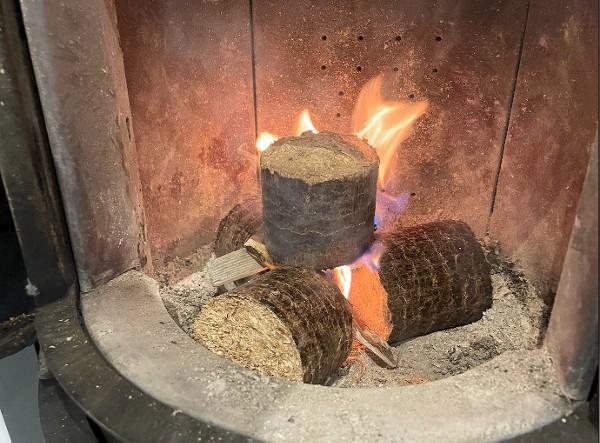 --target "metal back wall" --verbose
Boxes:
[115,0,258,263]
[19,0,150,291]
[114,0,594,289]
[253,0,529,236]
[489,0,598,302]
[118,0,530,265]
